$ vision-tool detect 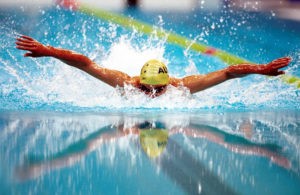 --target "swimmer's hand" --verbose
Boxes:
[261,57,292,76]
[16,35,94,70]
[227,57,292,78]
[15,35,50,57]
